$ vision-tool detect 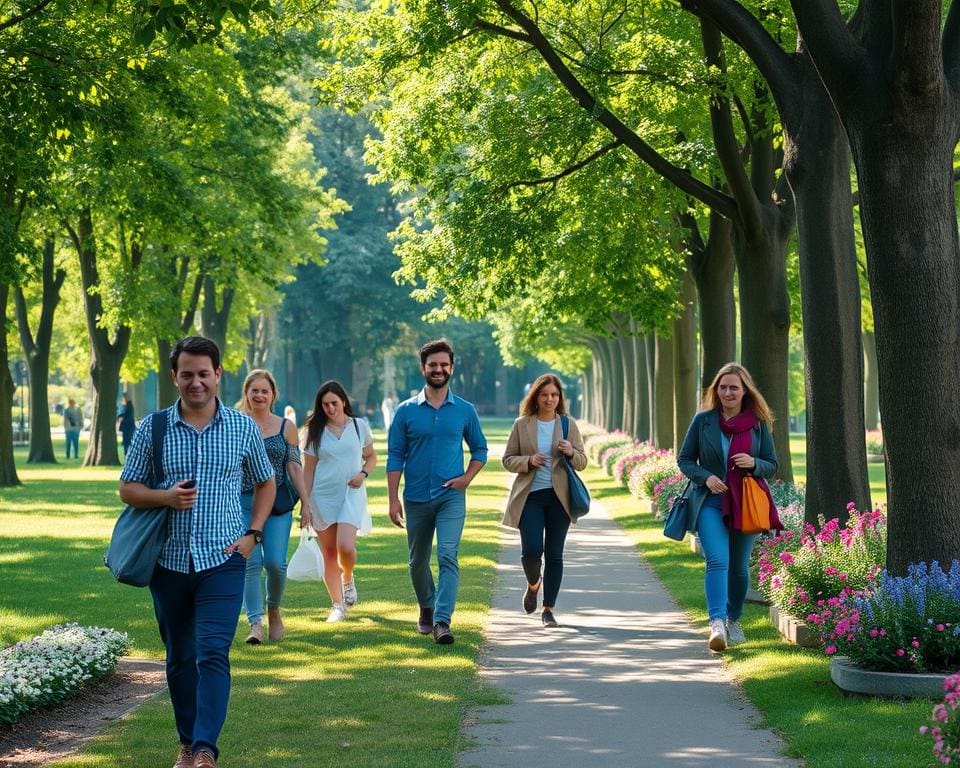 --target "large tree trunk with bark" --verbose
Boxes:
[653,334,674,449]
[0,284,21,485]
[782,54,870,521]
[14,237,65,463]
[615,325,634,434]
[862,331,879,431]
[157,339,177,408]
[630,319,649,440]
[673,269,698,450]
